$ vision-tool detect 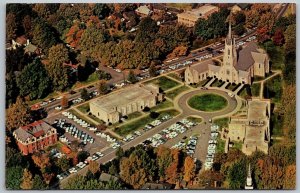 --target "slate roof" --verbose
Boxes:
[14,120,55,143]
[190,59,213,73]
[236,42,265,71]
